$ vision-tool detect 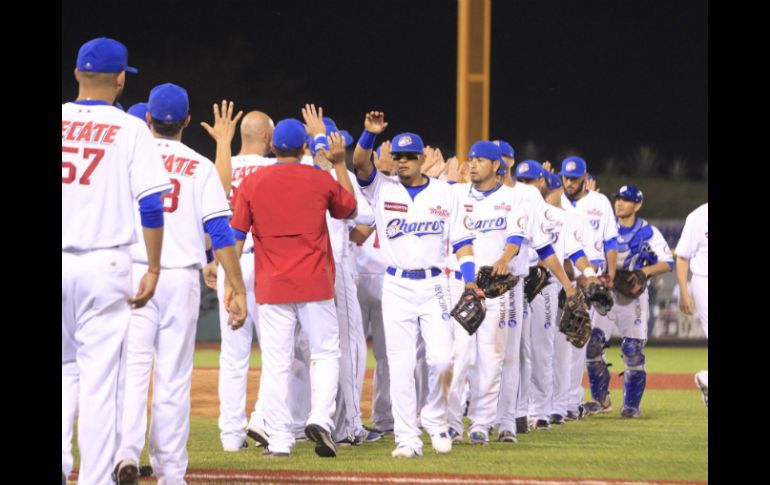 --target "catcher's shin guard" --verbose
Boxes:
[621,338,647,411]
[585,328,610,403]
